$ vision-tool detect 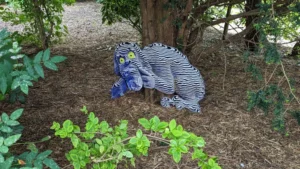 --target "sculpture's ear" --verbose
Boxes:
[113,52,121,76]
